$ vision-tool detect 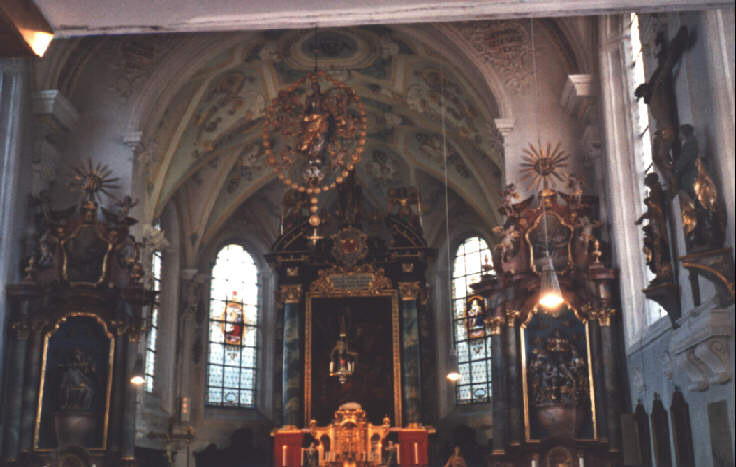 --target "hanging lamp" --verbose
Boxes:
[526,17,564,310]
